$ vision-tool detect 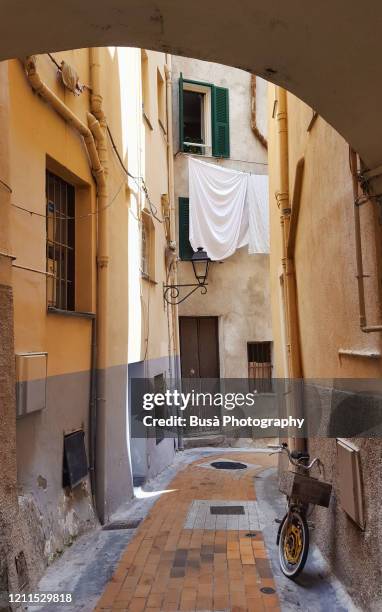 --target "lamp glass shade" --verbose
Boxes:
[191,247,210,284]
